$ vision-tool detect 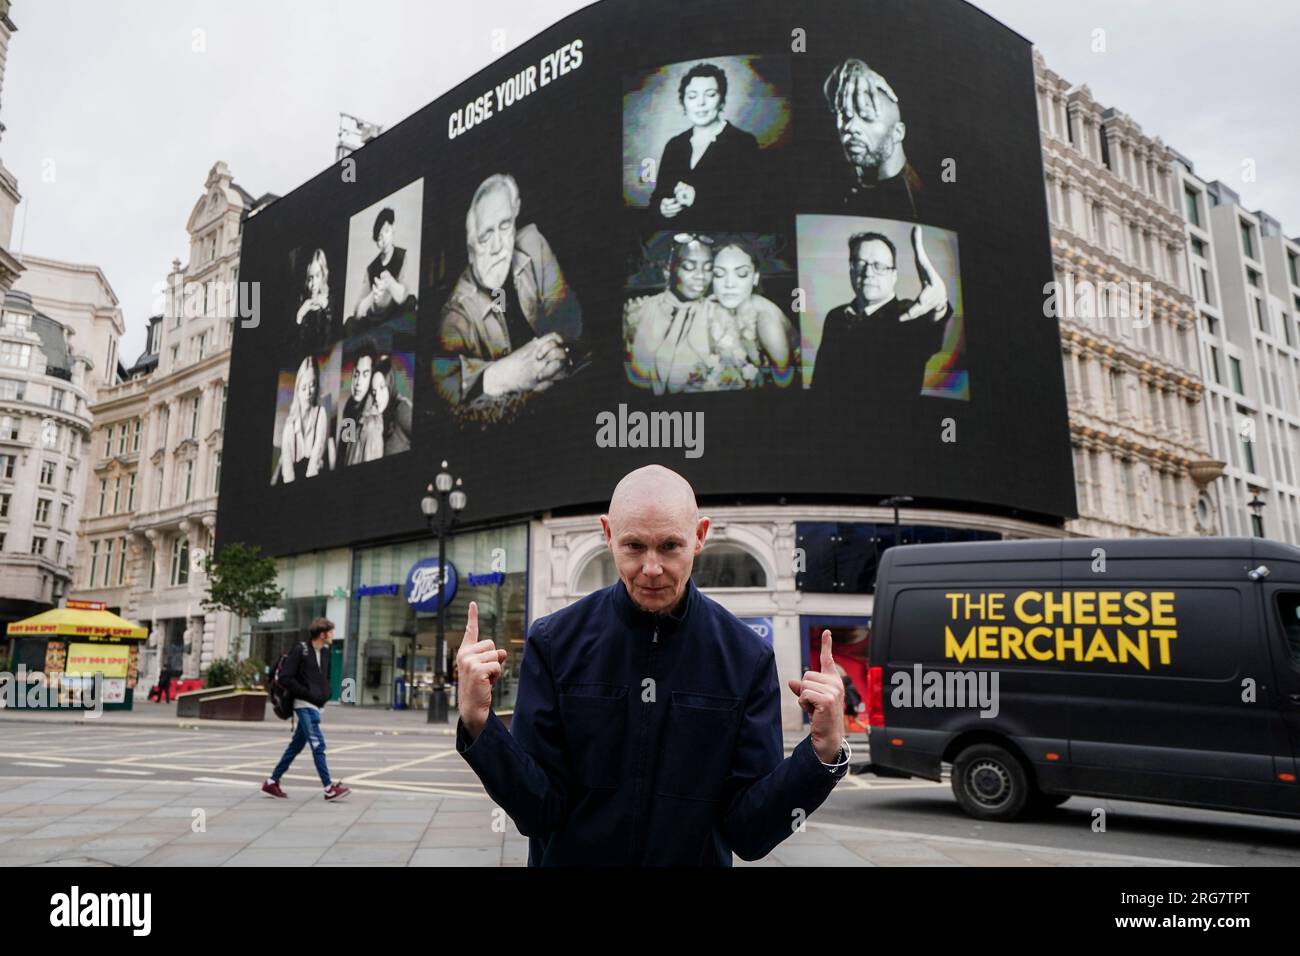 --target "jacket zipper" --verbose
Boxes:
[629,623,659,861]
